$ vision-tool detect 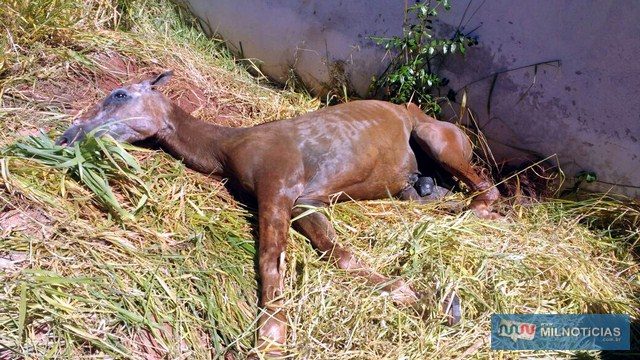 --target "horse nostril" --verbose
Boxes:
[55,135,69,146]
[56,124,88,146]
